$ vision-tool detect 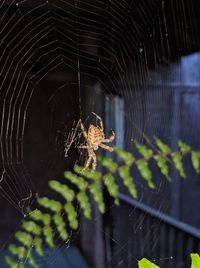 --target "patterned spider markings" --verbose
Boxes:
[79,113,115,172]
